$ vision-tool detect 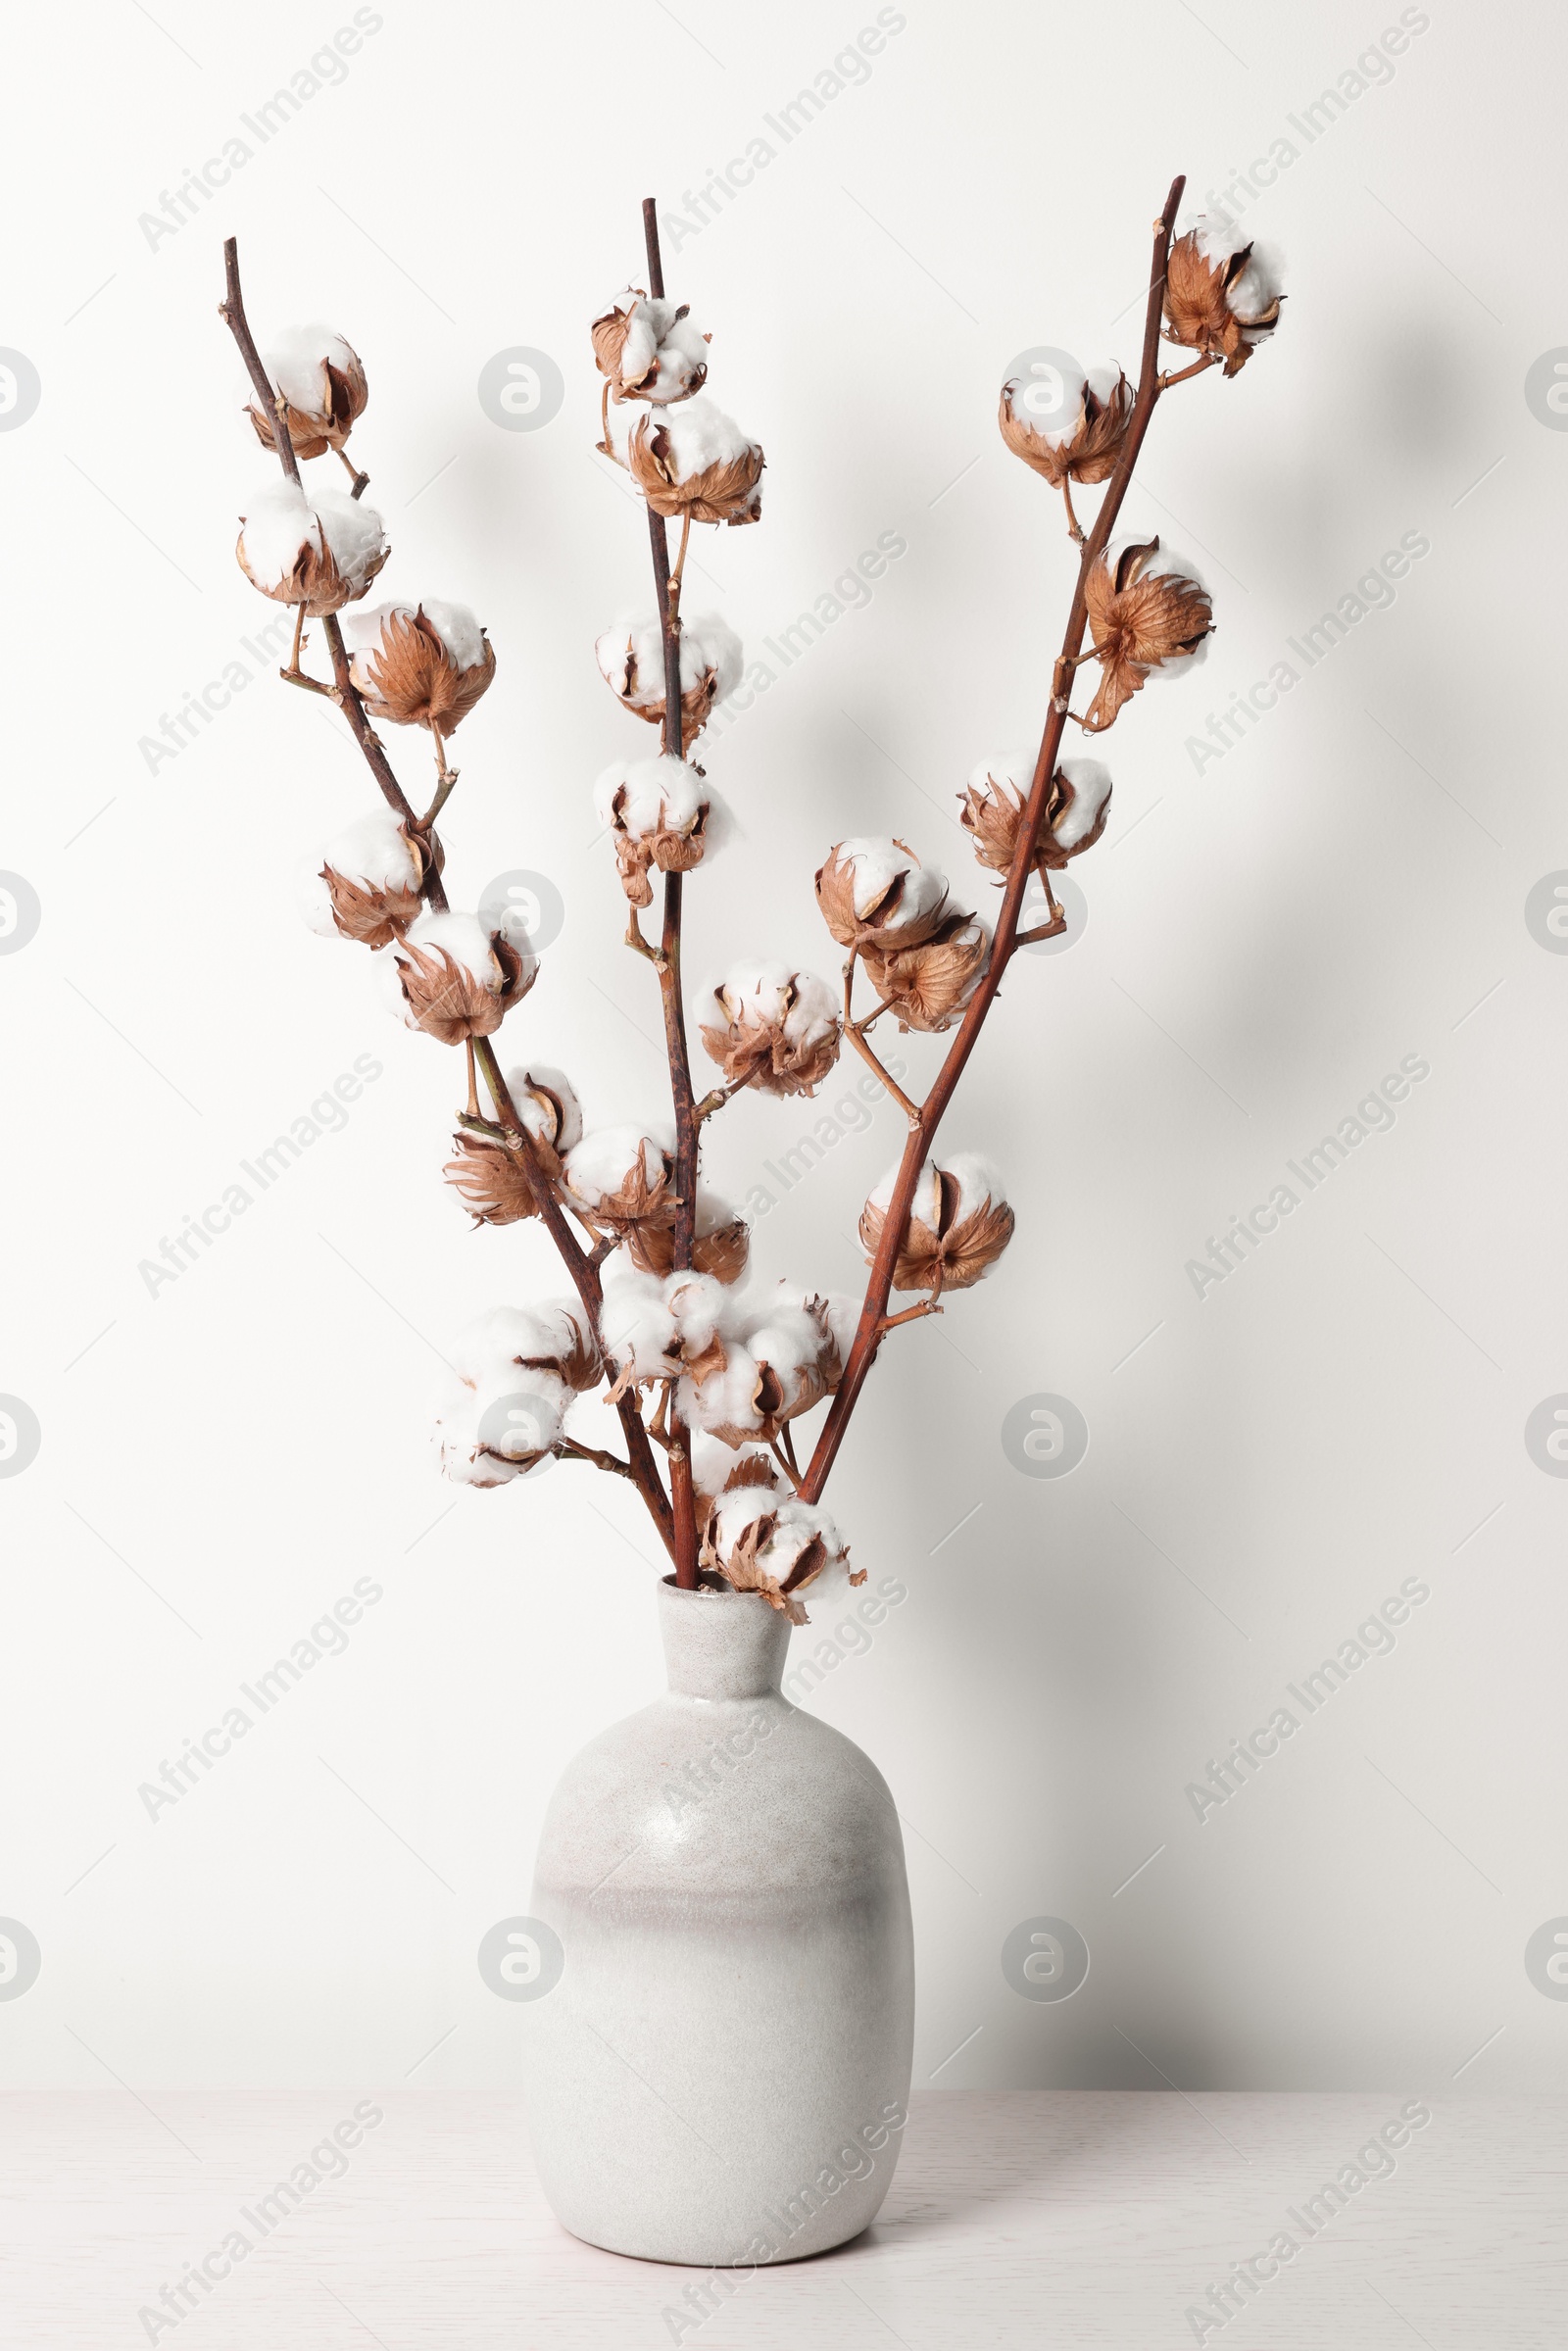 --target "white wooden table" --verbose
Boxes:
[3,2090,1560,2346]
